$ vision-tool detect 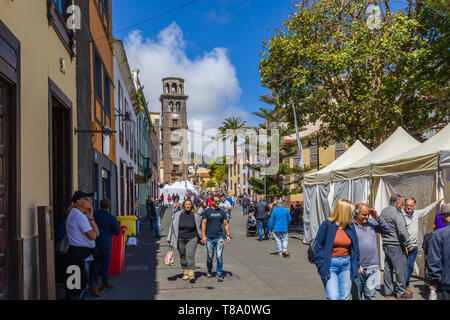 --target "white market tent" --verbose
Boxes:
[331,127,421,207]
[160,180,199,200]
[302,140,371,243]
[303,127,423,243]
[373,123,450,218]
